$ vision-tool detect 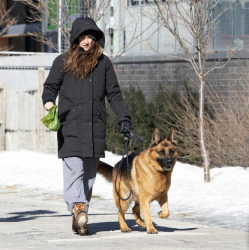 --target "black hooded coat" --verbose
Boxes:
[42,17,130,158]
